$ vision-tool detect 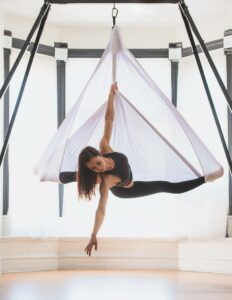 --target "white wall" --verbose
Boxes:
[4,10,231,53]
[3,13,60,47]
[3,12,176,48]
[2,2,232,48]
[58,26,176,48]
[175,13,232,47]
